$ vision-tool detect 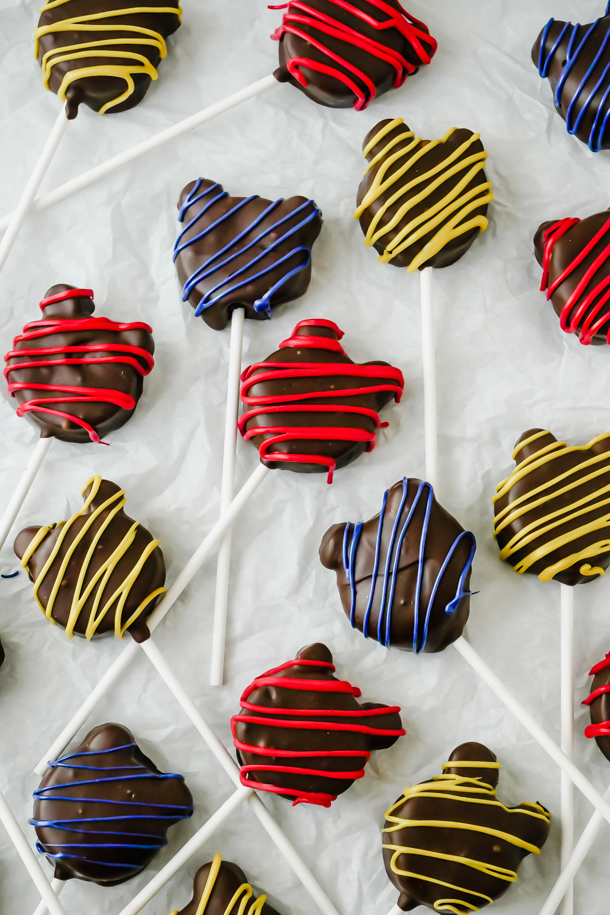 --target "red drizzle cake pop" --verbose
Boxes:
[231,643,404,808]
[4,285,154,443]
[239,319,404,482]
[584,651,610,762]
[272,0,437,110]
